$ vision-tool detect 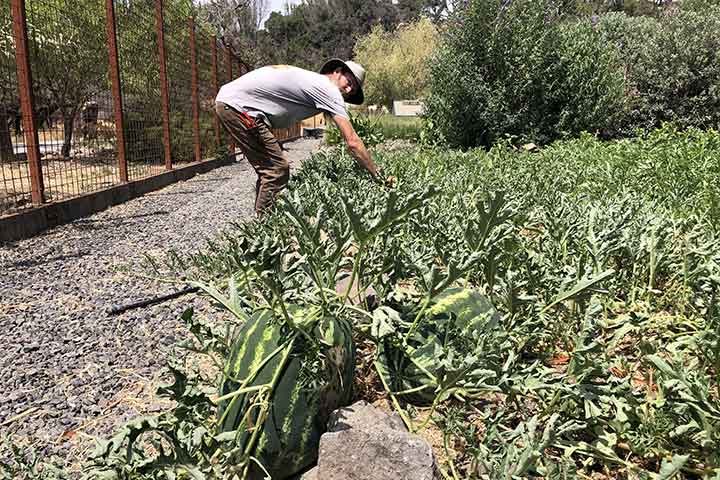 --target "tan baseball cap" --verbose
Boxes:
[319,58,365,105]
